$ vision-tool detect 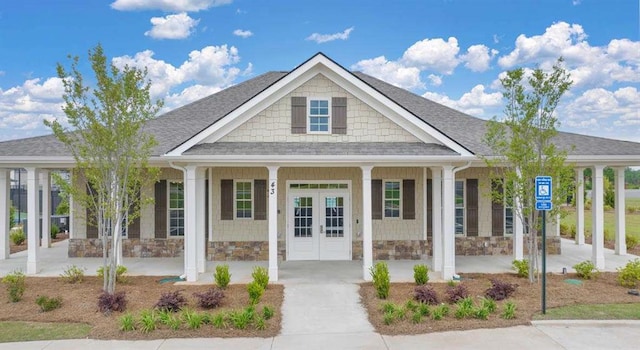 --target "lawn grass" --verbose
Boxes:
[0,321,91,343]
[533,303,640,320]
[561,198,640,240]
